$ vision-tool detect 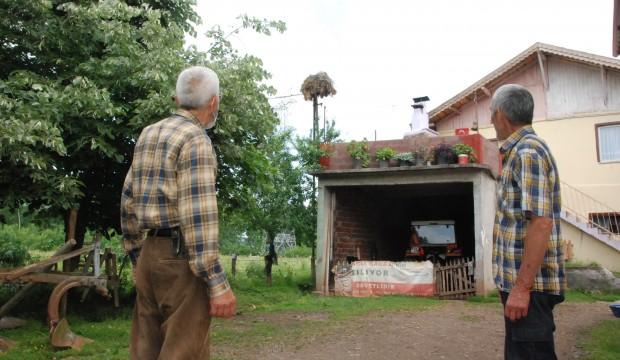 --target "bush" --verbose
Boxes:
[280,246,312,258]
[375,147,396,161]
[245,261,265,279]
[0,225,30,267]
[0,223,64,252]
[346,139,370,167]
